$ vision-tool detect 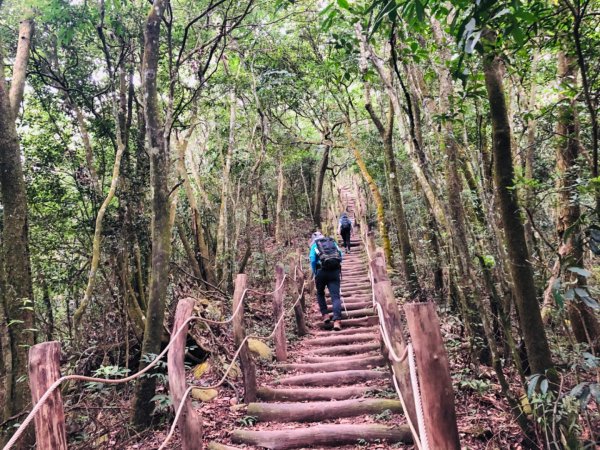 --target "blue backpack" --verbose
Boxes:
[315,238,341,270]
